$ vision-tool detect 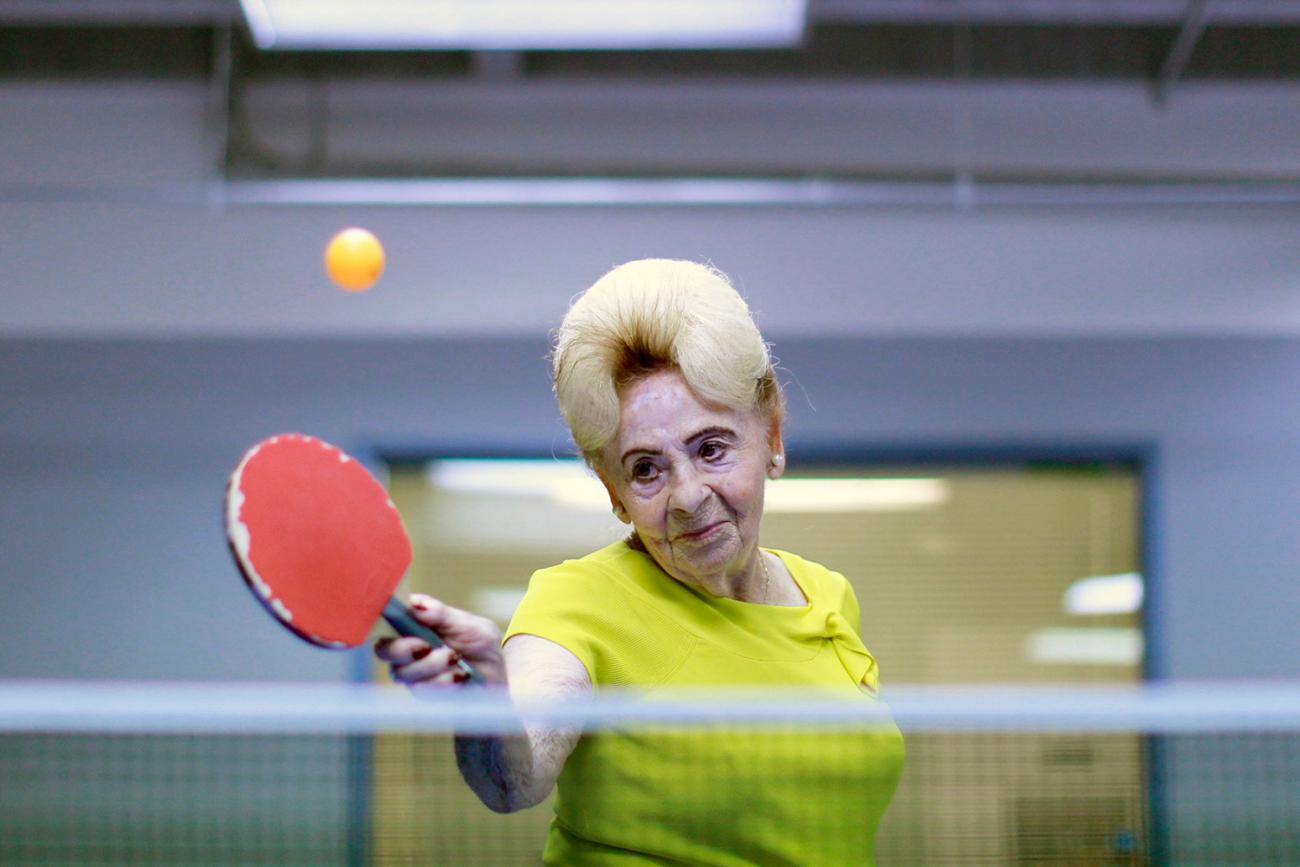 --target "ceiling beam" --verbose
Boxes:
[0,0,237,25]
[813,0,1300,26]
[1154,0,1211,105]
[6,0,1300,28]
